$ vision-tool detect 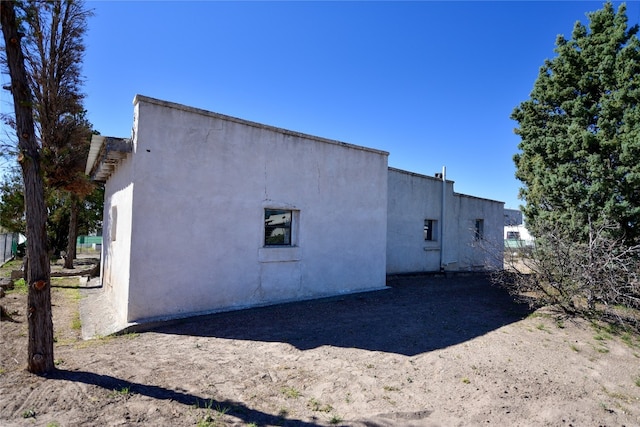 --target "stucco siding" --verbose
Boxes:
[386,168,503,274]
[125,96,388,322]
[386,169,446,273]
[452,194,504,271]
[101,152,134,325]
[90,95,507,329]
